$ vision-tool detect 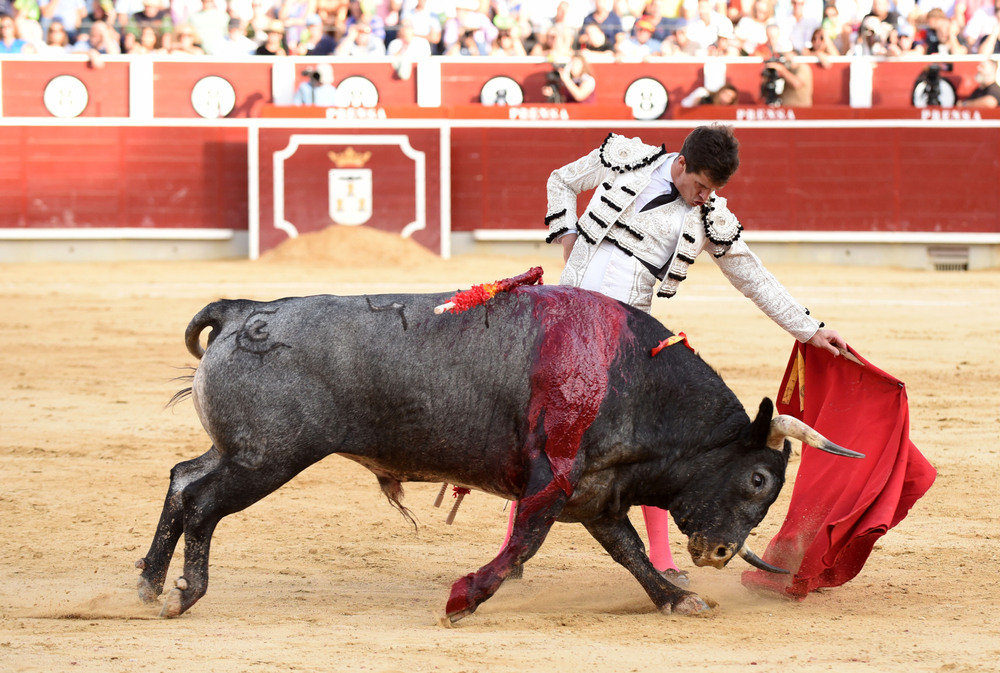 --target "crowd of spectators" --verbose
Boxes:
[2,0,1000,60]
